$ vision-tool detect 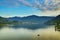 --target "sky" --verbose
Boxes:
[0,0,60,17]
